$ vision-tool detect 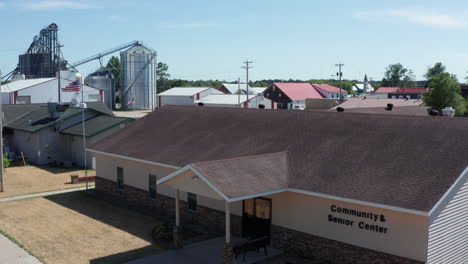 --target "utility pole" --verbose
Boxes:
[335,63,344,102]
[237,77,241,108]
[0,70,3,192]
[242,60,253,104]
